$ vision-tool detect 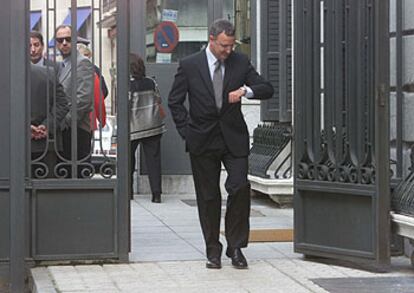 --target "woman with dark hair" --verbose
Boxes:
[129,53,166,202]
